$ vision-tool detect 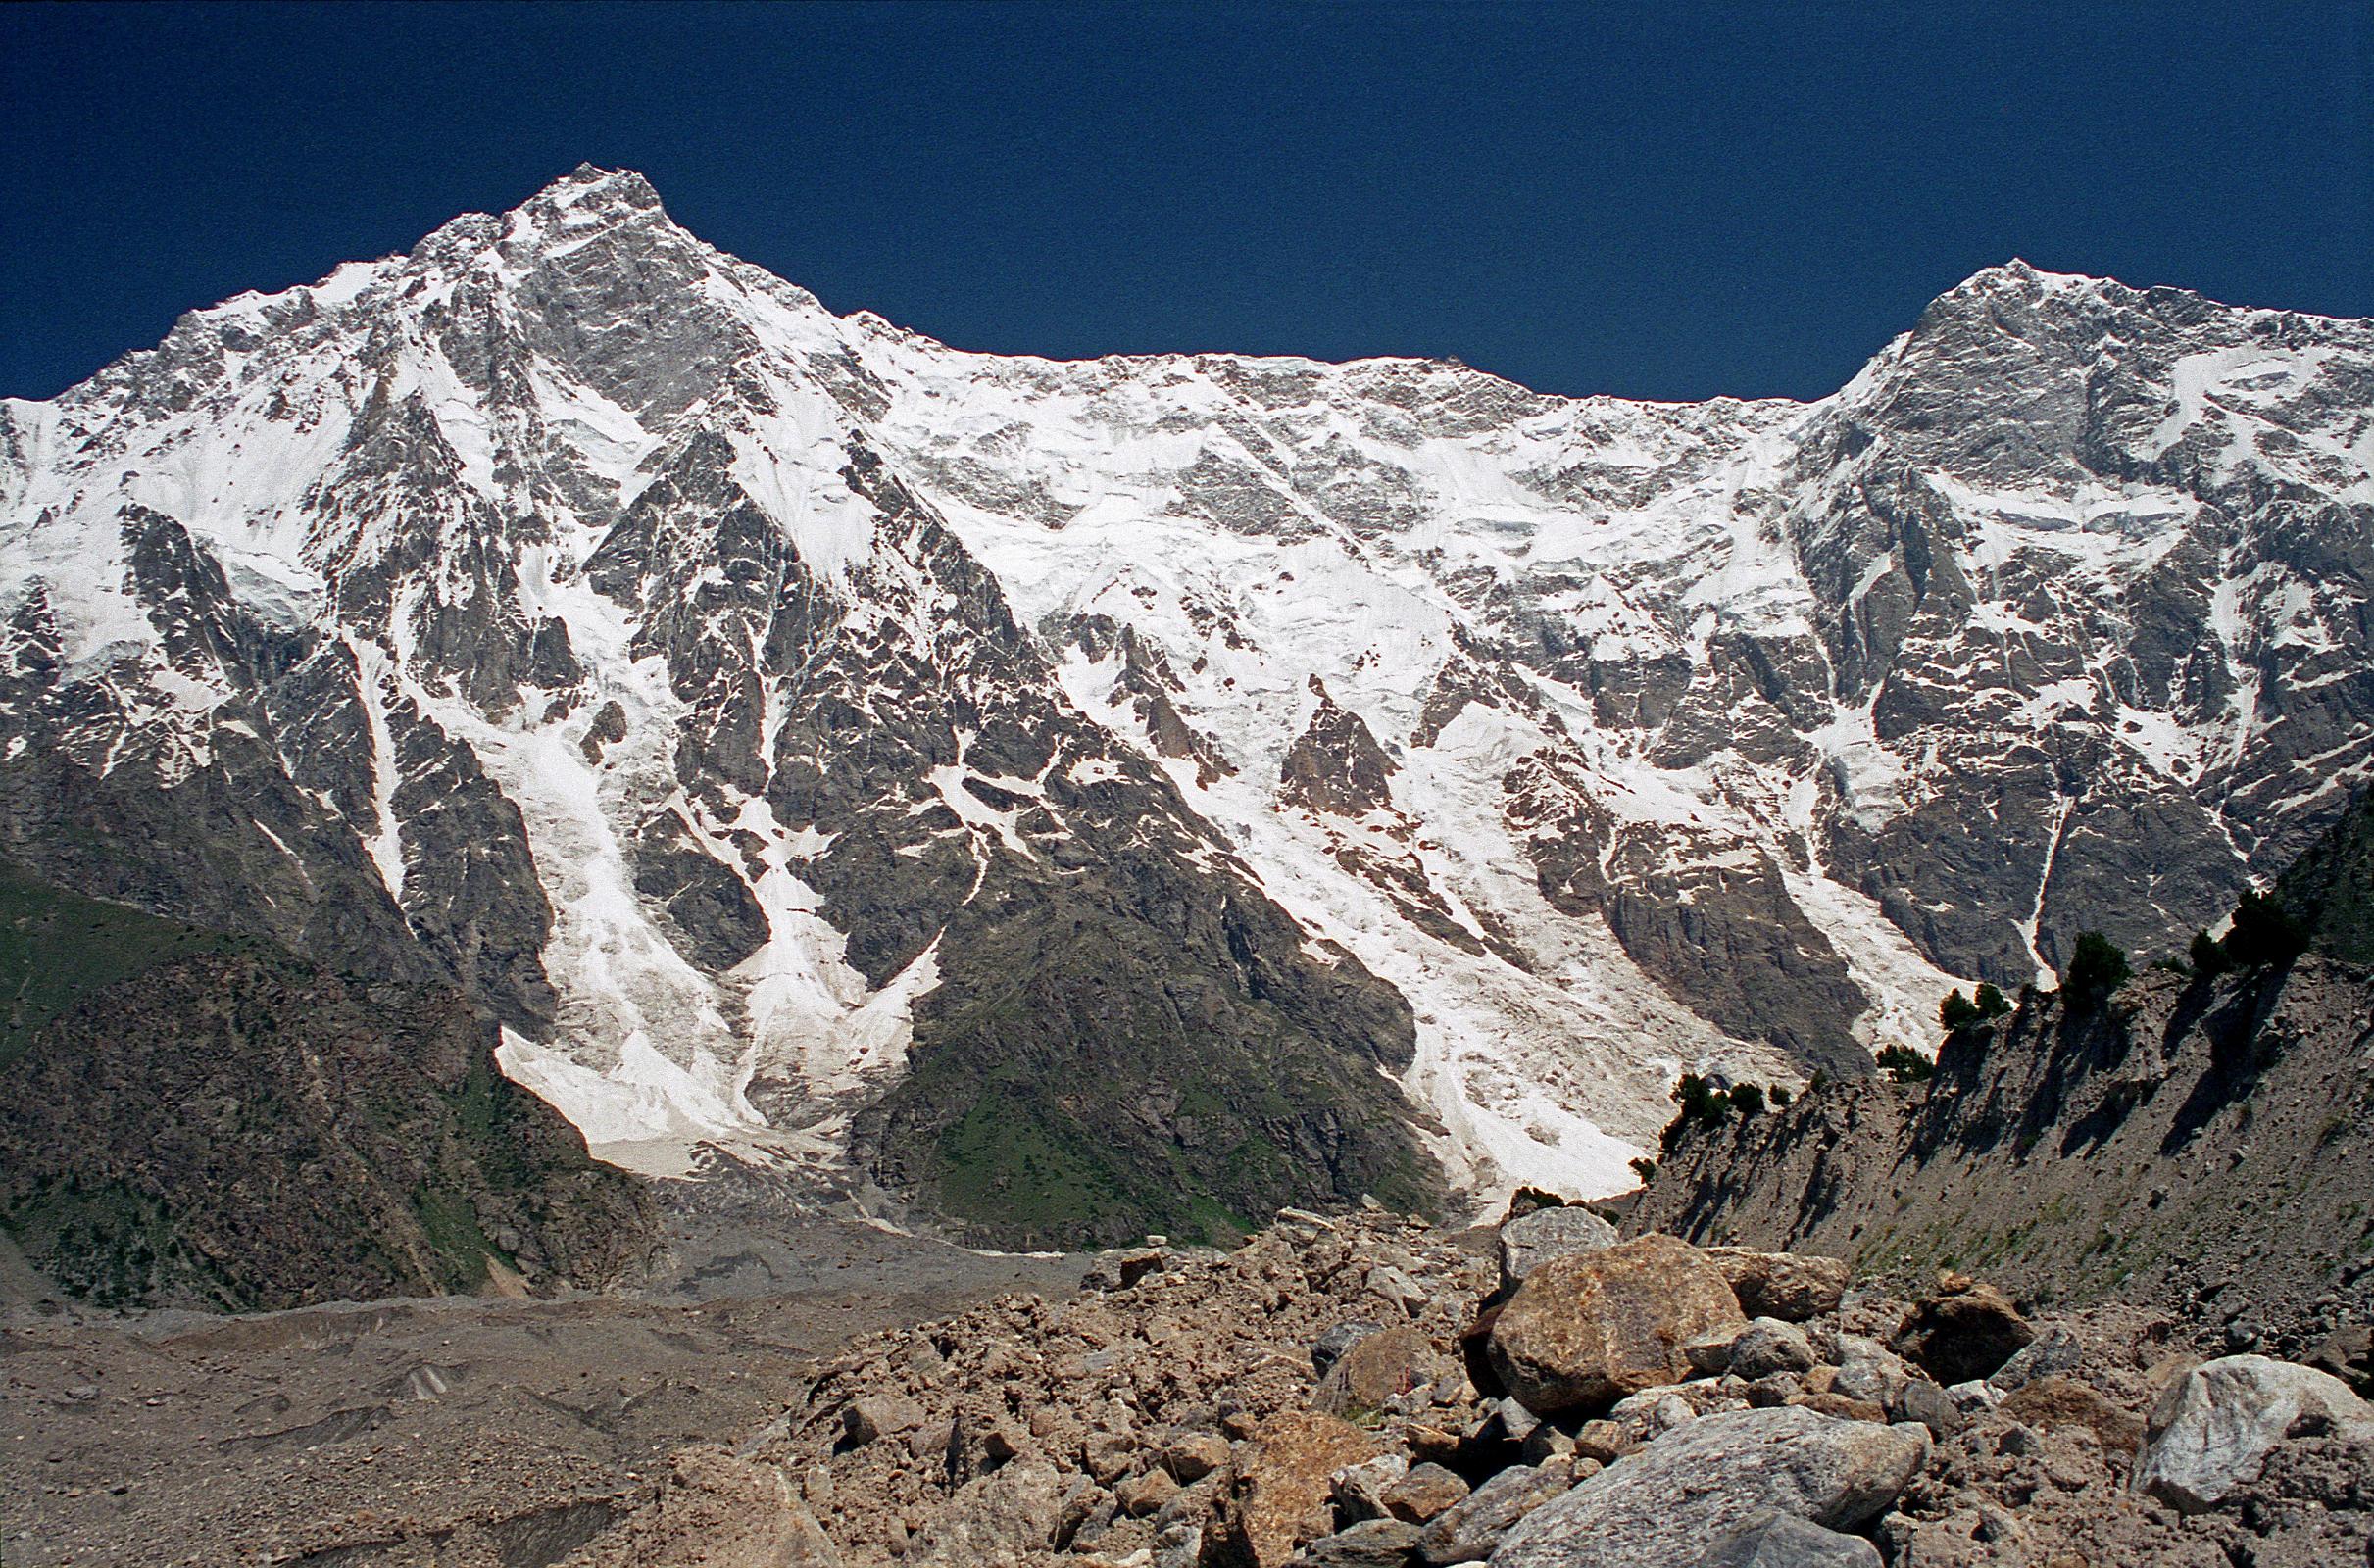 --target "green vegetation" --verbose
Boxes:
[1938,981,2013,1035]
[0,859,239,1068]
[1875,1044,1935,1083]
[1658,1071,1783,1152]
[2059,931,2131,1007]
